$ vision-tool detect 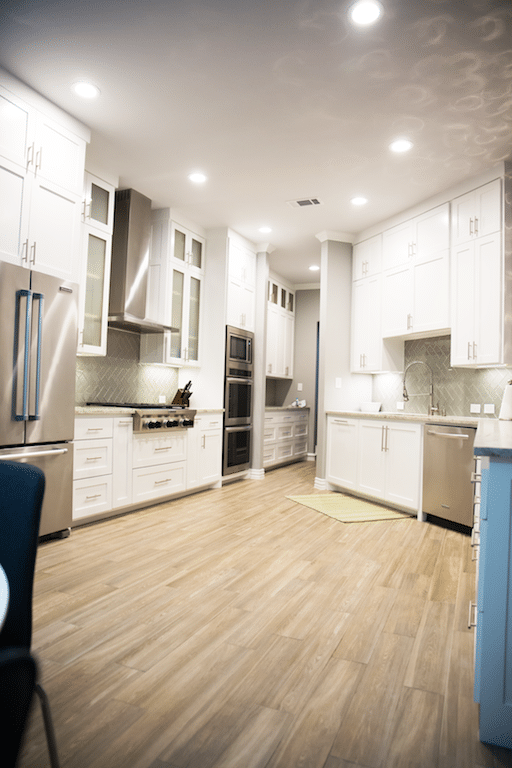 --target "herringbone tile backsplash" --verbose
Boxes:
[75,329,179,405]
[373,335,511,418]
